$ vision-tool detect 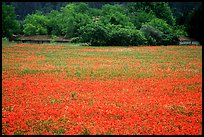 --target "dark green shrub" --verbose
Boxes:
[79,23,147,46]
[106,25,147,46]
[129,11,156,29]
[129,29,147,46]
[79,22,108,46]
[2,4,20,38]
[142,18,178,45]
[106,24,130,46]
[140,25,163,45]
